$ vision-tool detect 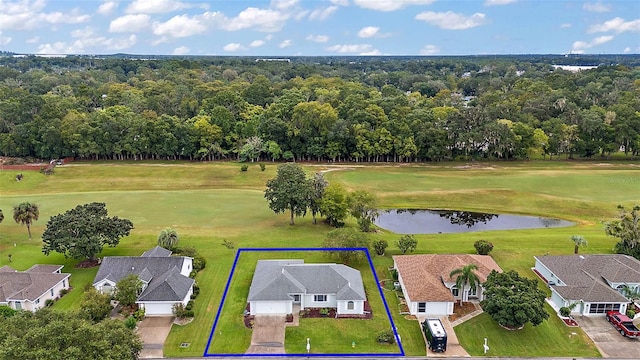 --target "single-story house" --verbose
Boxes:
[93,246,194,316]
[393,254,502,316]
[247,260,366,316]
[534,254,640,316]
[0,264,71,312]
